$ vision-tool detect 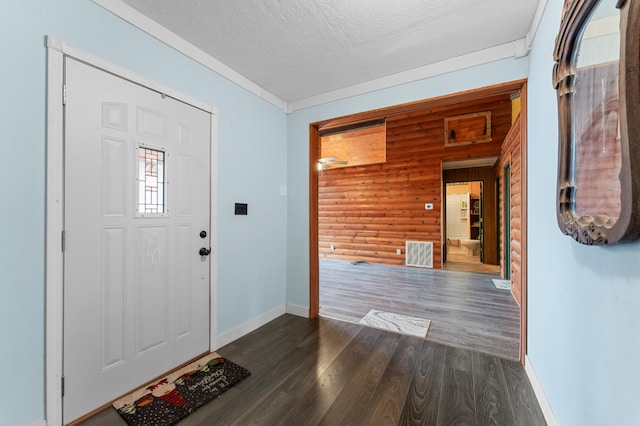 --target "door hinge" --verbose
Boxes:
[61,230,66,251]
[63,84,67,105]
[61,376,65,397]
